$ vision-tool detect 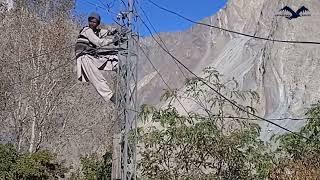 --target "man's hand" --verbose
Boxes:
[119,26,129,36]
[112,32,128,46]
[108,28,118,36]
